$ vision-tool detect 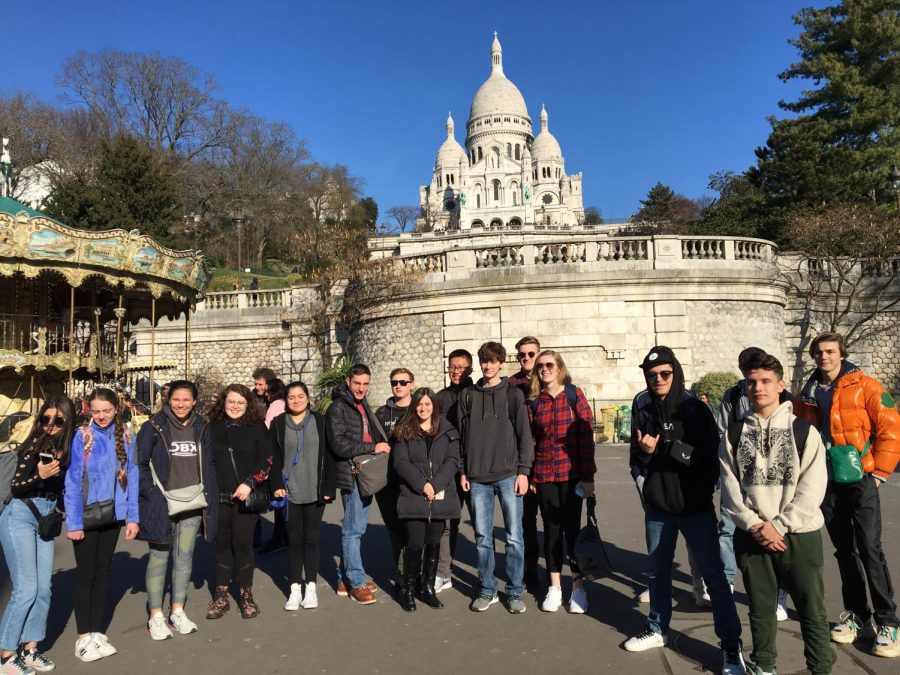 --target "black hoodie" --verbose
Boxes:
[629,348,720,515]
